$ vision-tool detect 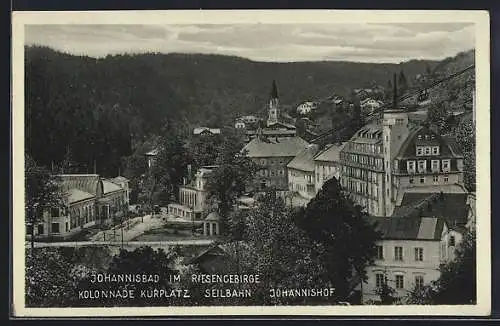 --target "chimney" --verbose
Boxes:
[183,177,187,185]
[187,164,192,181]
